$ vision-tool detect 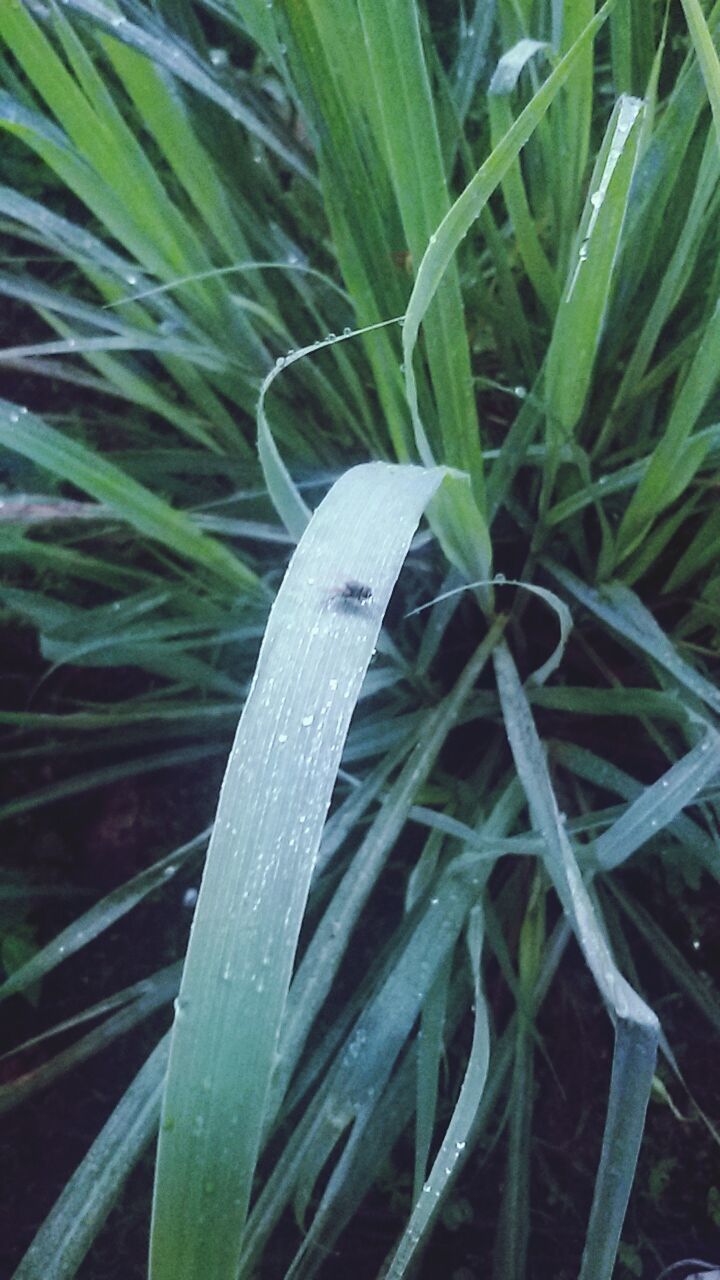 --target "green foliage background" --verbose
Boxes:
[1,1,719,1277]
